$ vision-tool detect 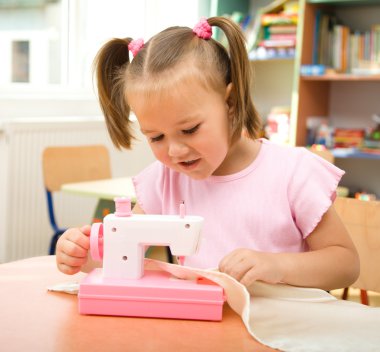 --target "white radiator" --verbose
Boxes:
[0,117,154,263]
